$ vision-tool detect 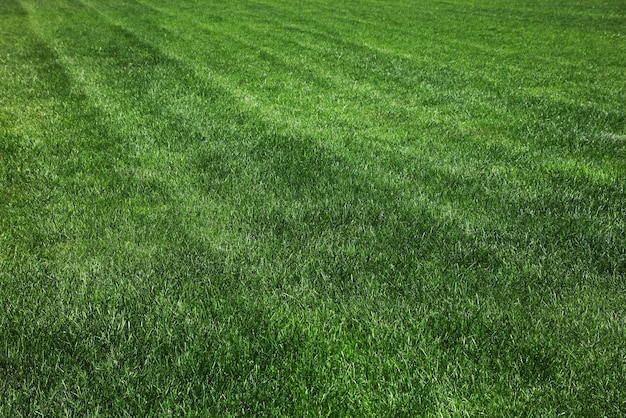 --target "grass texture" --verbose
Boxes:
[1,0,625,415]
